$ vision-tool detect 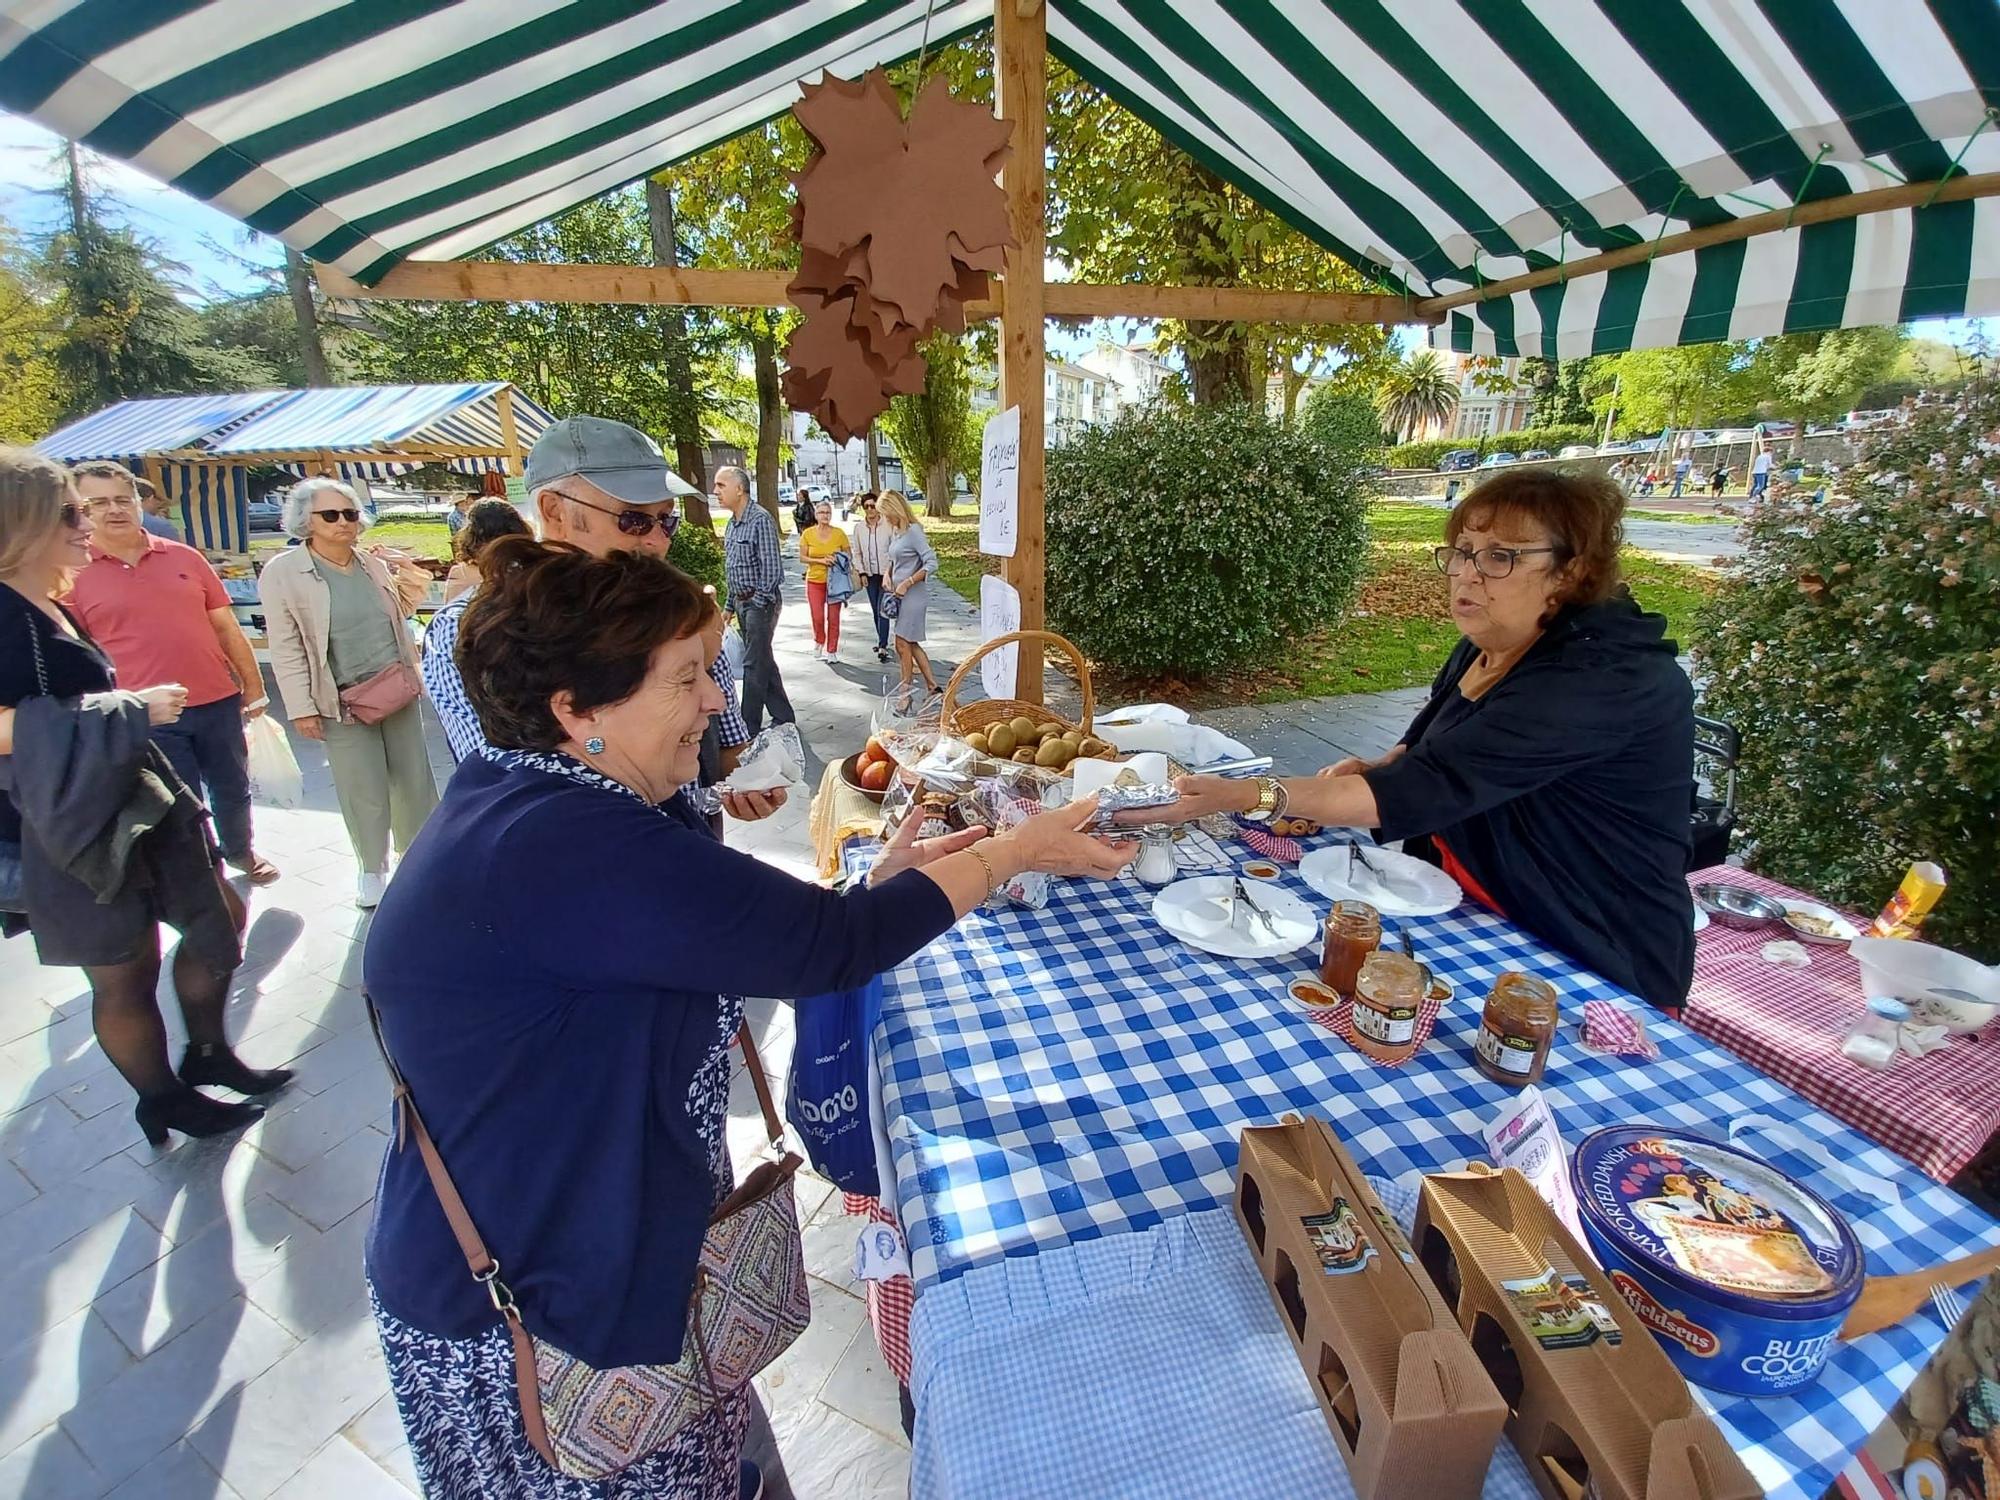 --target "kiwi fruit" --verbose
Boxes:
[1061,729,1083,745]
[964,731,989,755]
[1035,738,1076,769]
[1009,716,1039,744]
[1078,736,1107,757]
[986,725,1017,757]
[1012,747,1038,764]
